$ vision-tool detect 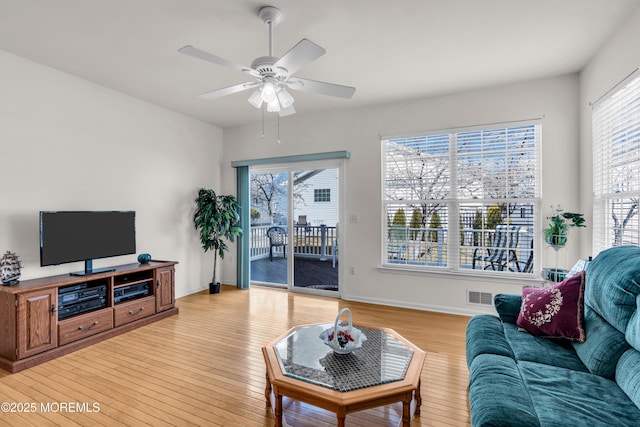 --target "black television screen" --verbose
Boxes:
[40,211,136,275]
